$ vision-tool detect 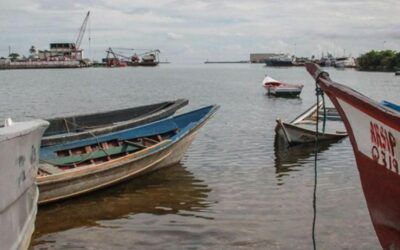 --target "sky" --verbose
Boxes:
[0,0,399,62]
